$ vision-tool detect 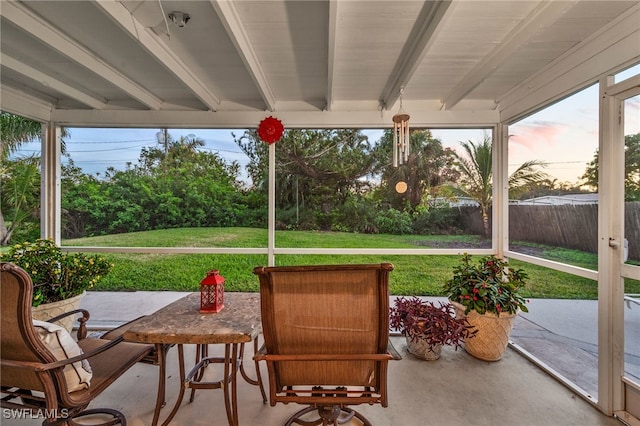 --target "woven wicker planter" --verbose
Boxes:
[451,301,516,362]
[406,336,442,361]
[32,291,86,333]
